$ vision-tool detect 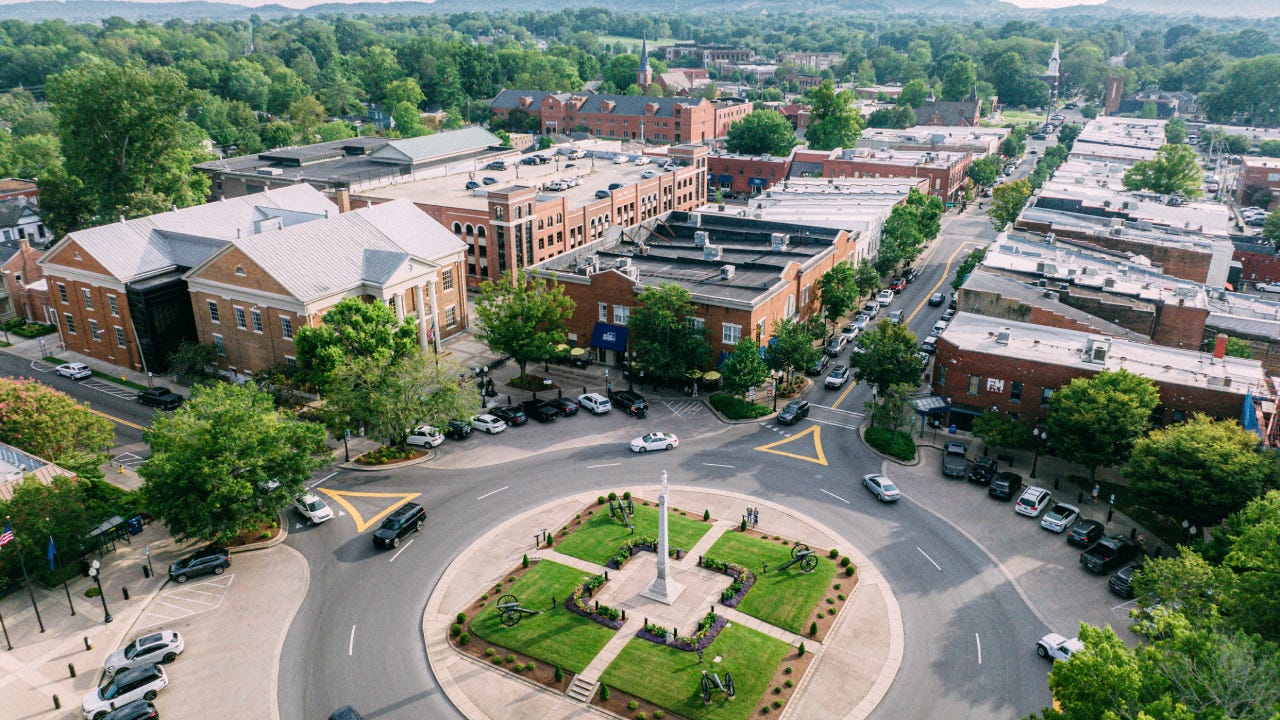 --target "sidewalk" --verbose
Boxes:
[2,334,182,395]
